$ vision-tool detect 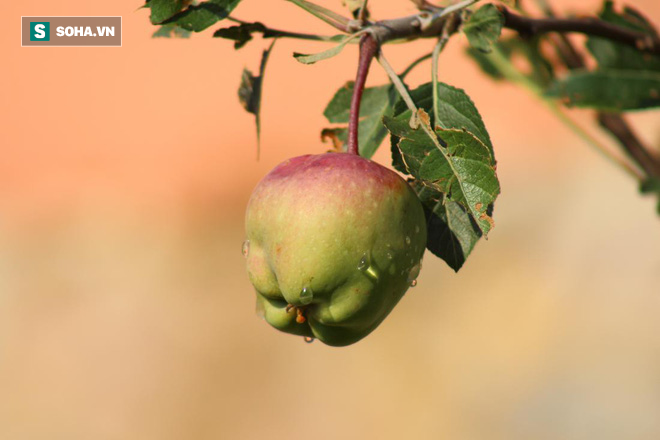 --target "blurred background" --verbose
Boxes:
[2,1,660,439]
